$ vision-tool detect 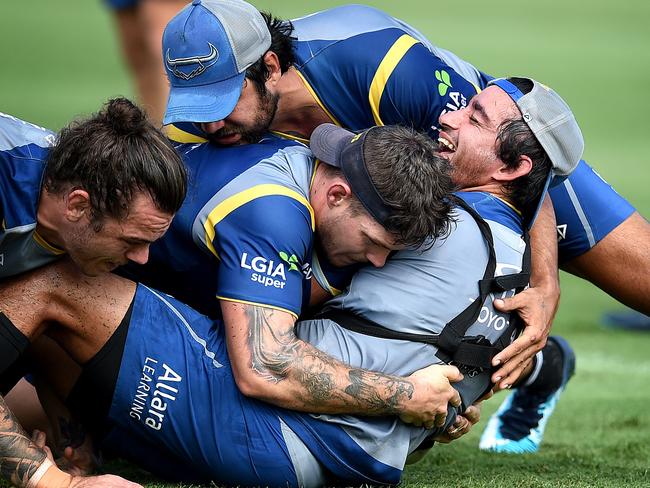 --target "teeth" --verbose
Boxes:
[437,136,456,151]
